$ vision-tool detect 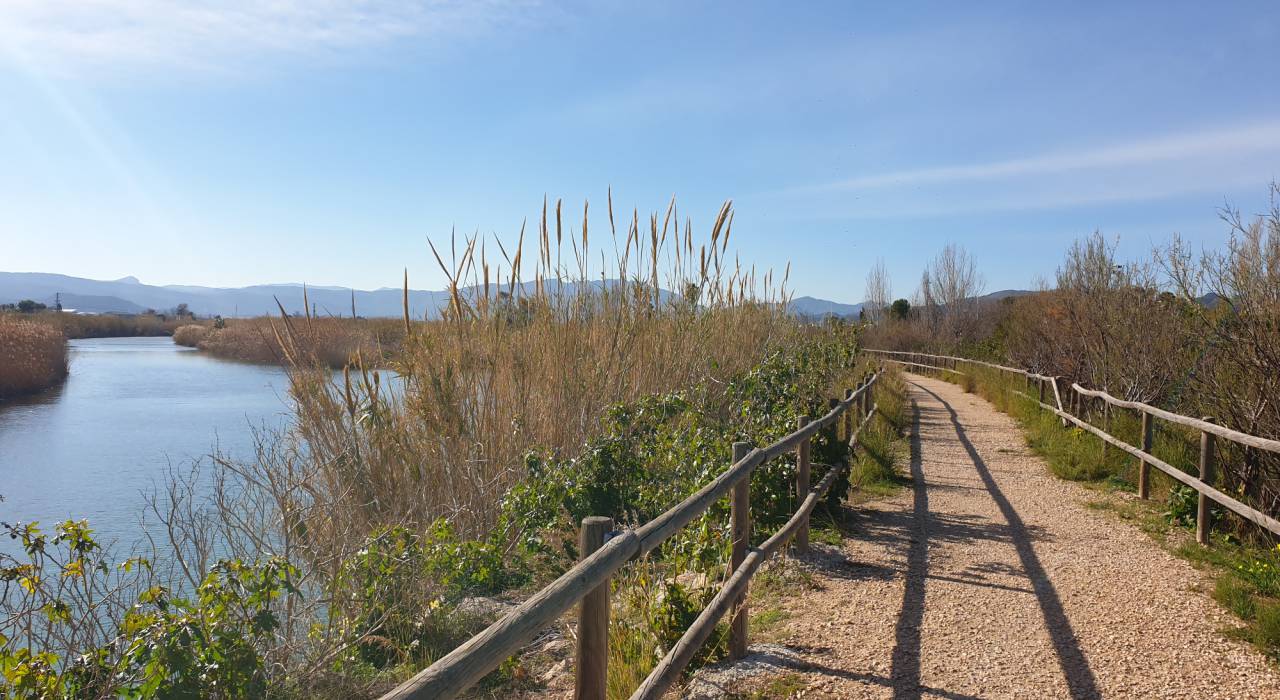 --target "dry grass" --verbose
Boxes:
[172,323,210,347]
[179,317,403,367]
[11,310,184,339]
[278,196,799,541]
[0,316,69,399]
